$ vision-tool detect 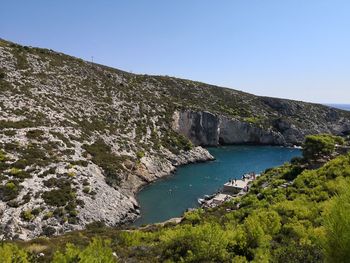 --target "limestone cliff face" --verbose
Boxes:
[173,110,350,146]
[172,111,285,146]
[219,116,286,145]
[172,111,220,146]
